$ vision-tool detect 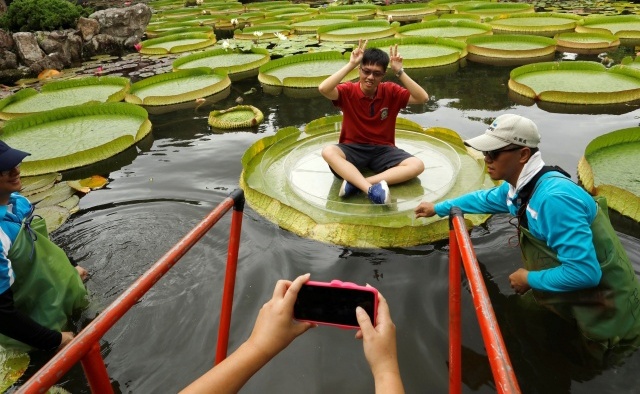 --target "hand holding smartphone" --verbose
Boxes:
[293,280,378,329]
